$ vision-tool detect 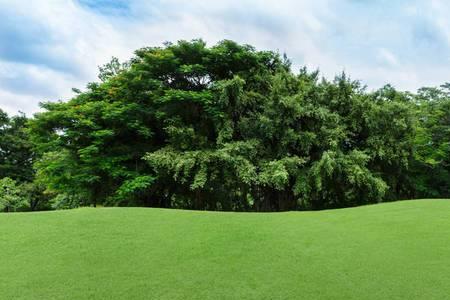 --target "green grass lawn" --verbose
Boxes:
[1,199,449,299]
